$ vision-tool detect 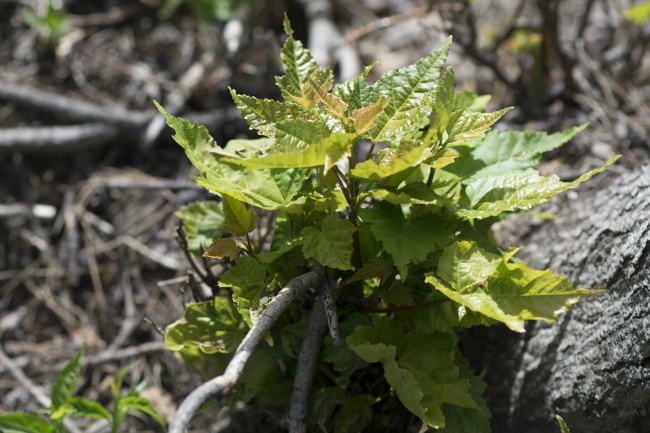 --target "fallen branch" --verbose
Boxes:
[168,265,326,433]
[0,80,152,130]
[0,124,119,152]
